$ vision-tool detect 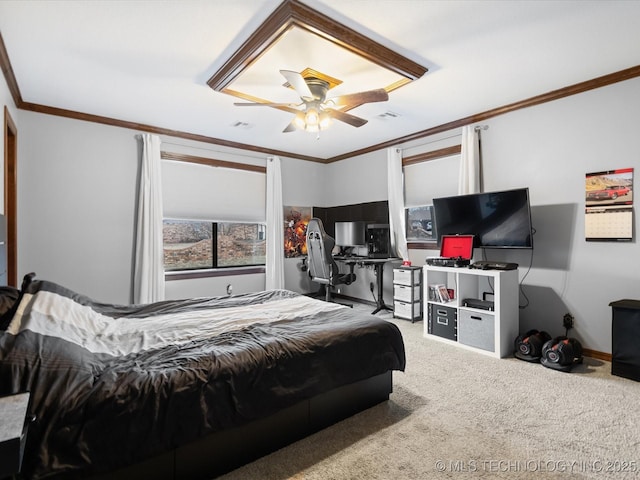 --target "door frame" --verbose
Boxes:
[4,106,17,287]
